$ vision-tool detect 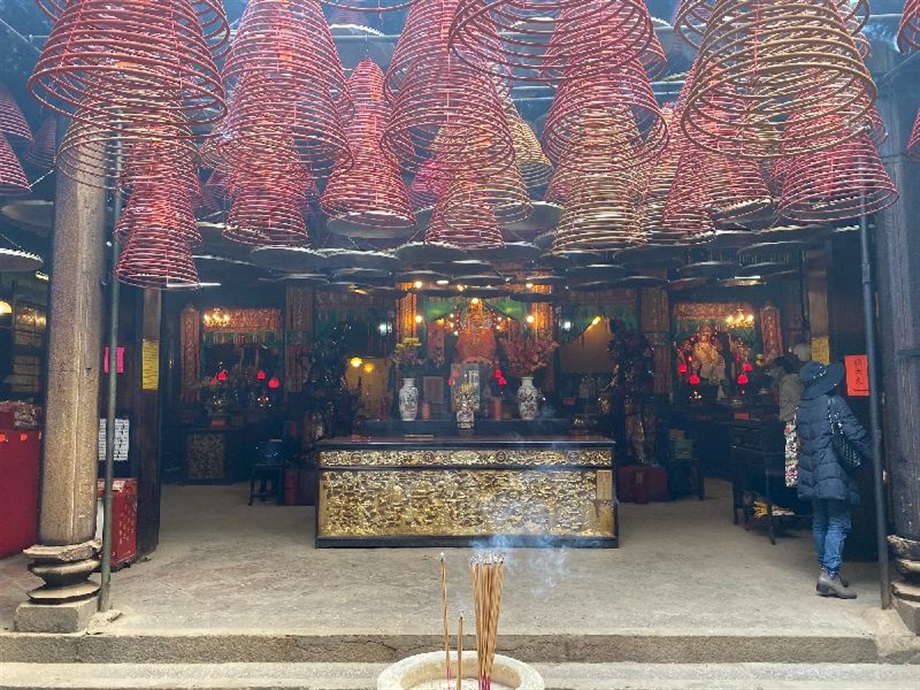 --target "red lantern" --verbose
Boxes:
[256,370,267,381]
[494,369,502,379]
[737,374,749,385]
[742,363,753,372]
[498,377,507,386]
[689,374,701,385]
[268,376,281,389]
[217,371,228,382]
[678,364,689,374]
[448,378,455,386]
